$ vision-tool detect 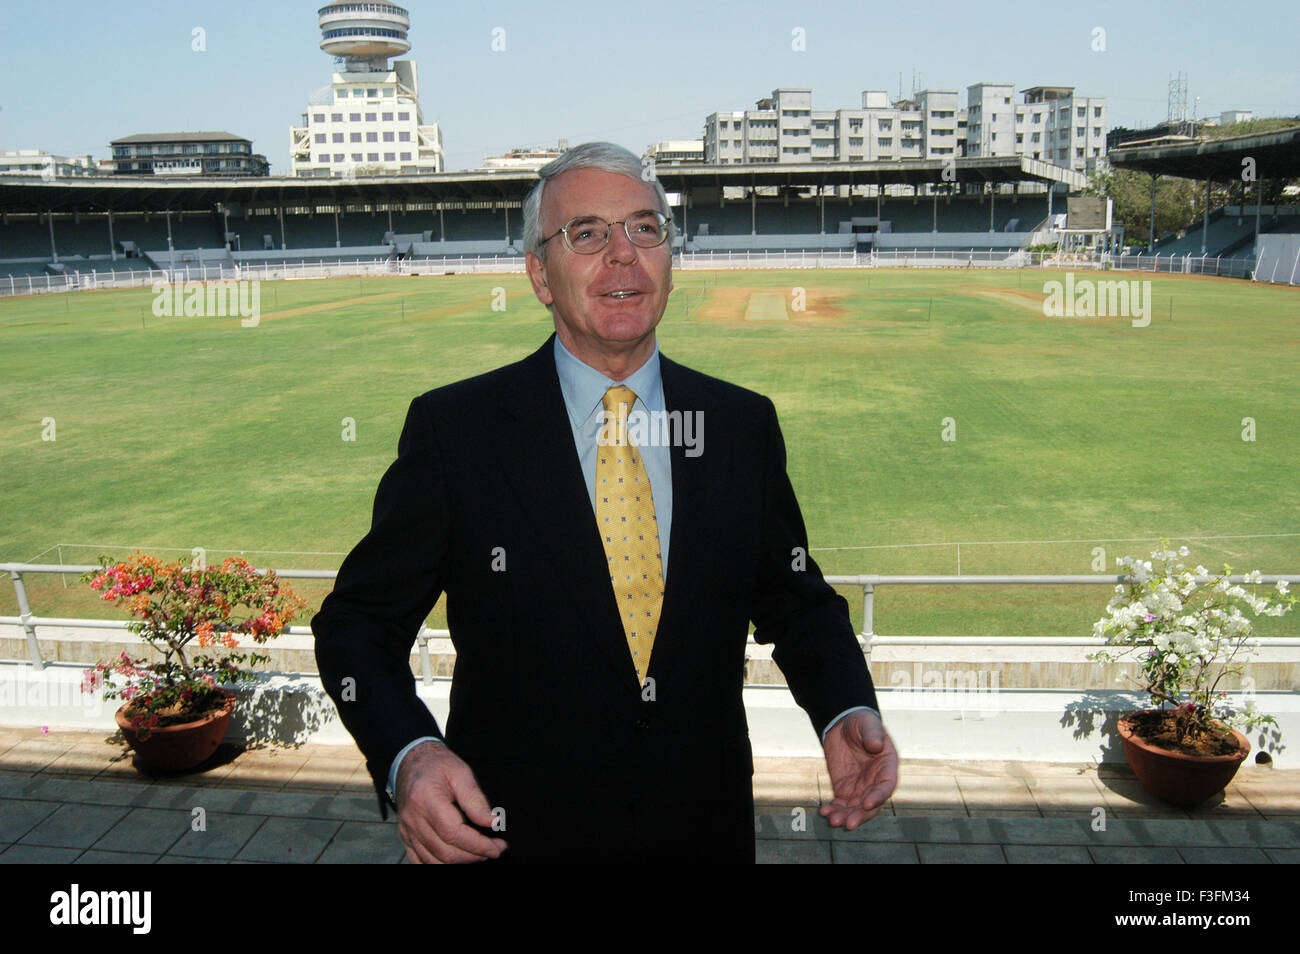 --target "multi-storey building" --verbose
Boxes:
[289,3,443,177]
[966,84,1107,173]
[705,84,1106,174]
[109,133,268,176]
[0,150,100,177]
[705,88,967,165]
[647,140,705,165]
